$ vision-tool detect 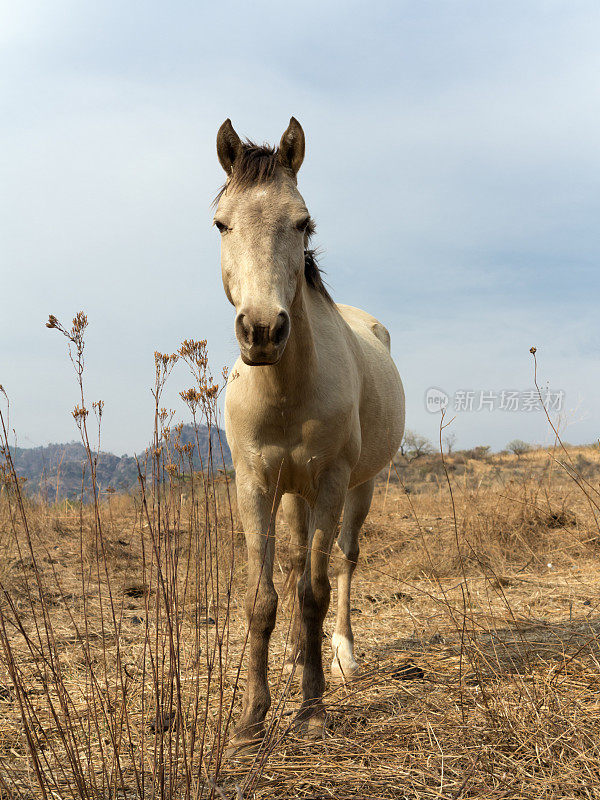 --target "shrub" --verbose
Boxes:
[507,439,531,456]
